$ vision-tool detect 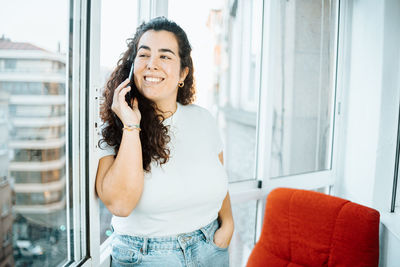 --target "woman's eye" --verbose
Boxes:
[138,54,148,57]
[160,55,170,60]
